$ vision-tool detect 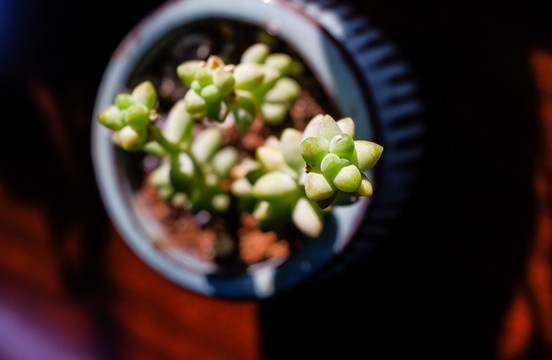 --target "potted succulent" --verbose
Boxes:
[91,0,423,298]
